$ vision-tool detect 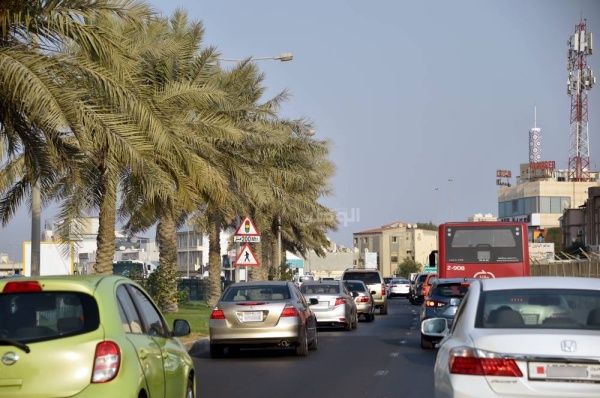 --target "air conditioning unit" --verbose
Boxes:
[576,229,584,236]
